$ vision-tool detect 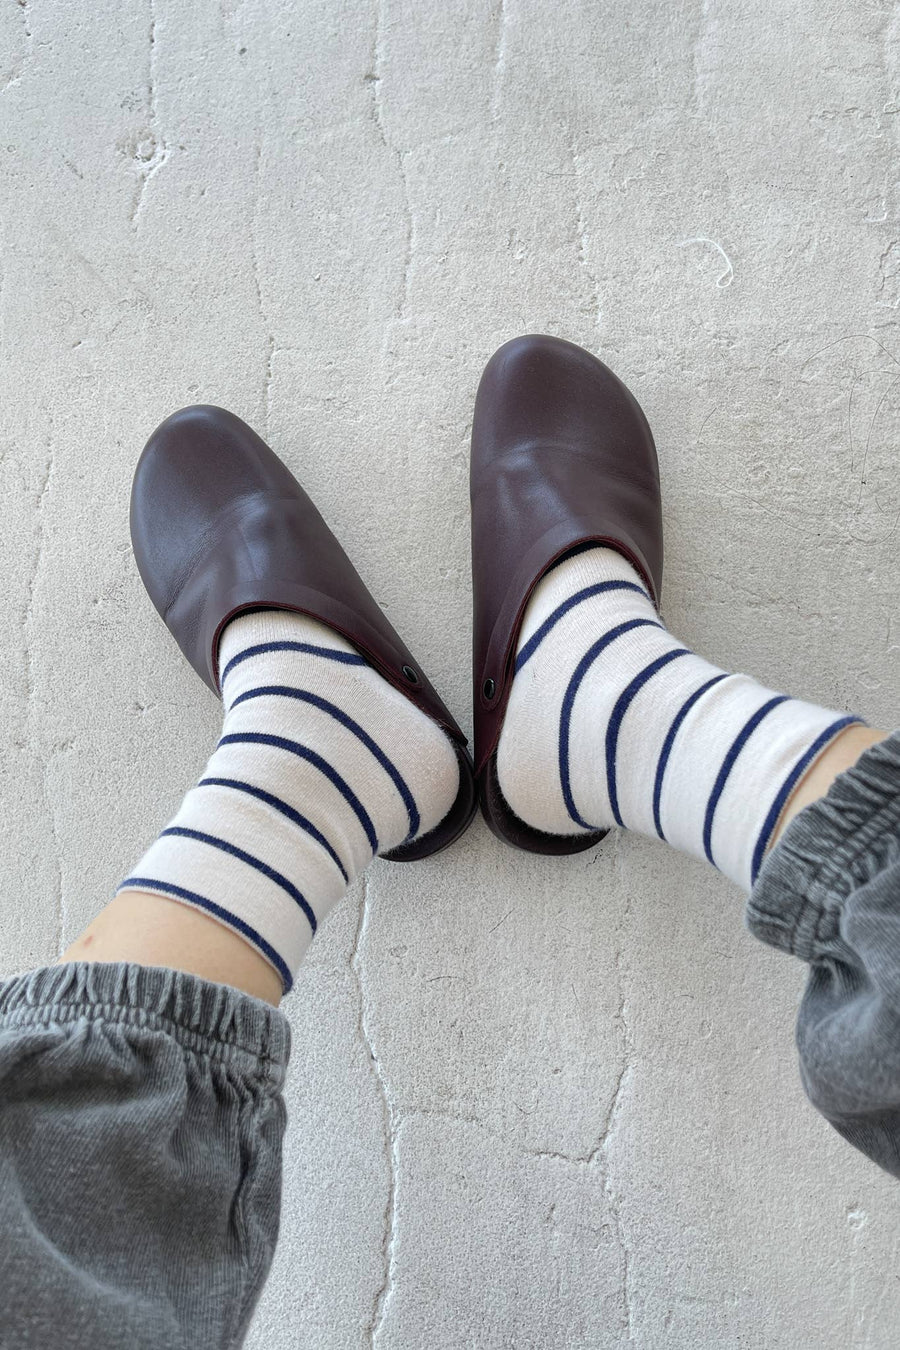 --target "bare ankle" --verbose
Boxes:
[768,724,888,853]
[62,891,284,1007]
